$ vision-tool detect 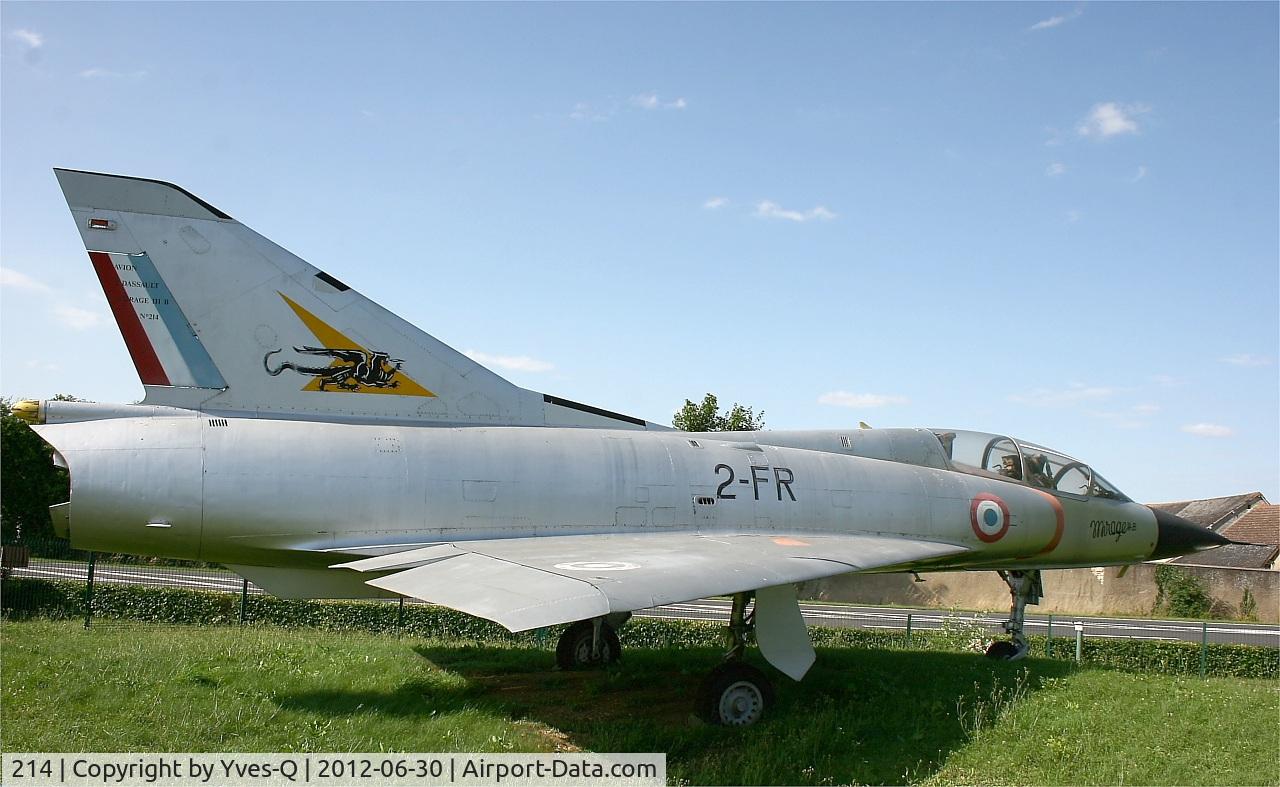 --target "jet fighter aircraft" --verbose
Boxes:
[17,169,1228,725]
